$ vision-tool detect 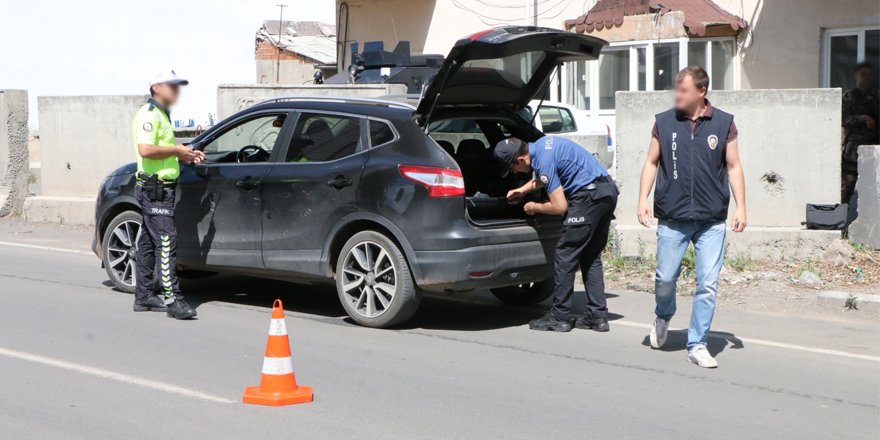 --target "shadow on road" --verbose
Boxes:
[118,273,629,332]
[640,330,745,357]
